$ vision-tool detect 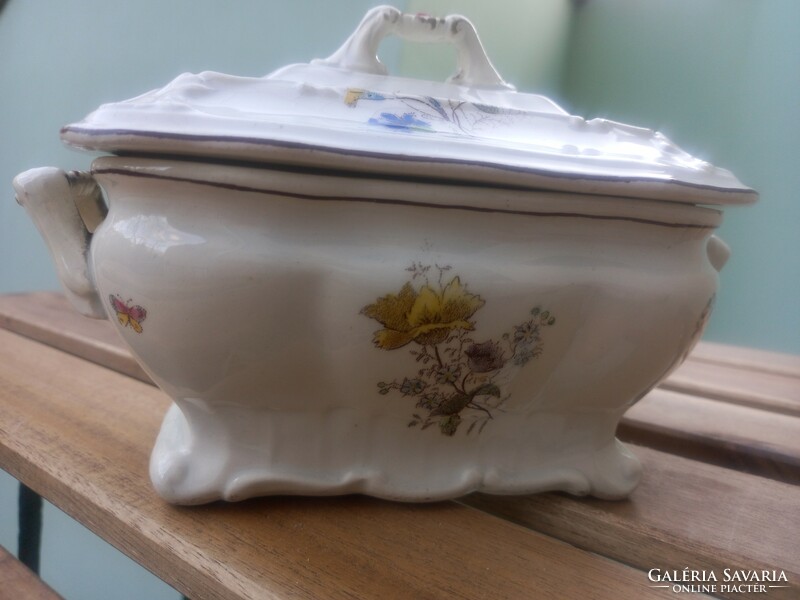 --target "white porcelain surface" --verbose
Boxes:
[17,156,724,503]
[13,6,753,505]
[60,6,756,205]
